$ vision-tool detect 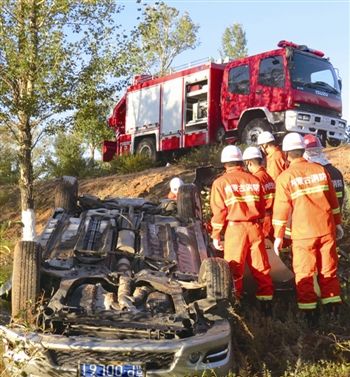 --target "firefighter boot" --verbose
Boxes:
[260,300,273,317]
[303,309,320,329]
[324,303,341,321]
